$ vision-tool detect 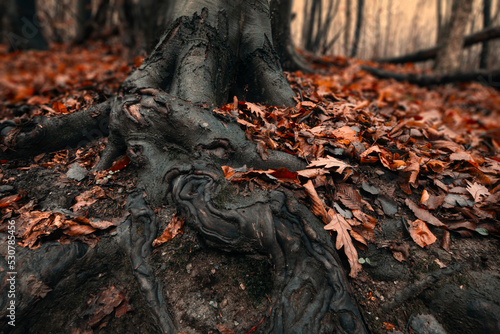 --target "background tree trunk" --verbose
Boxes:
[74,0,92,45]
[270,0,310,72]
[434,0,473,73]
[344,0,351,55]
[480,0,492,69]
[6,0,48,51]
[350,0,364,58]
